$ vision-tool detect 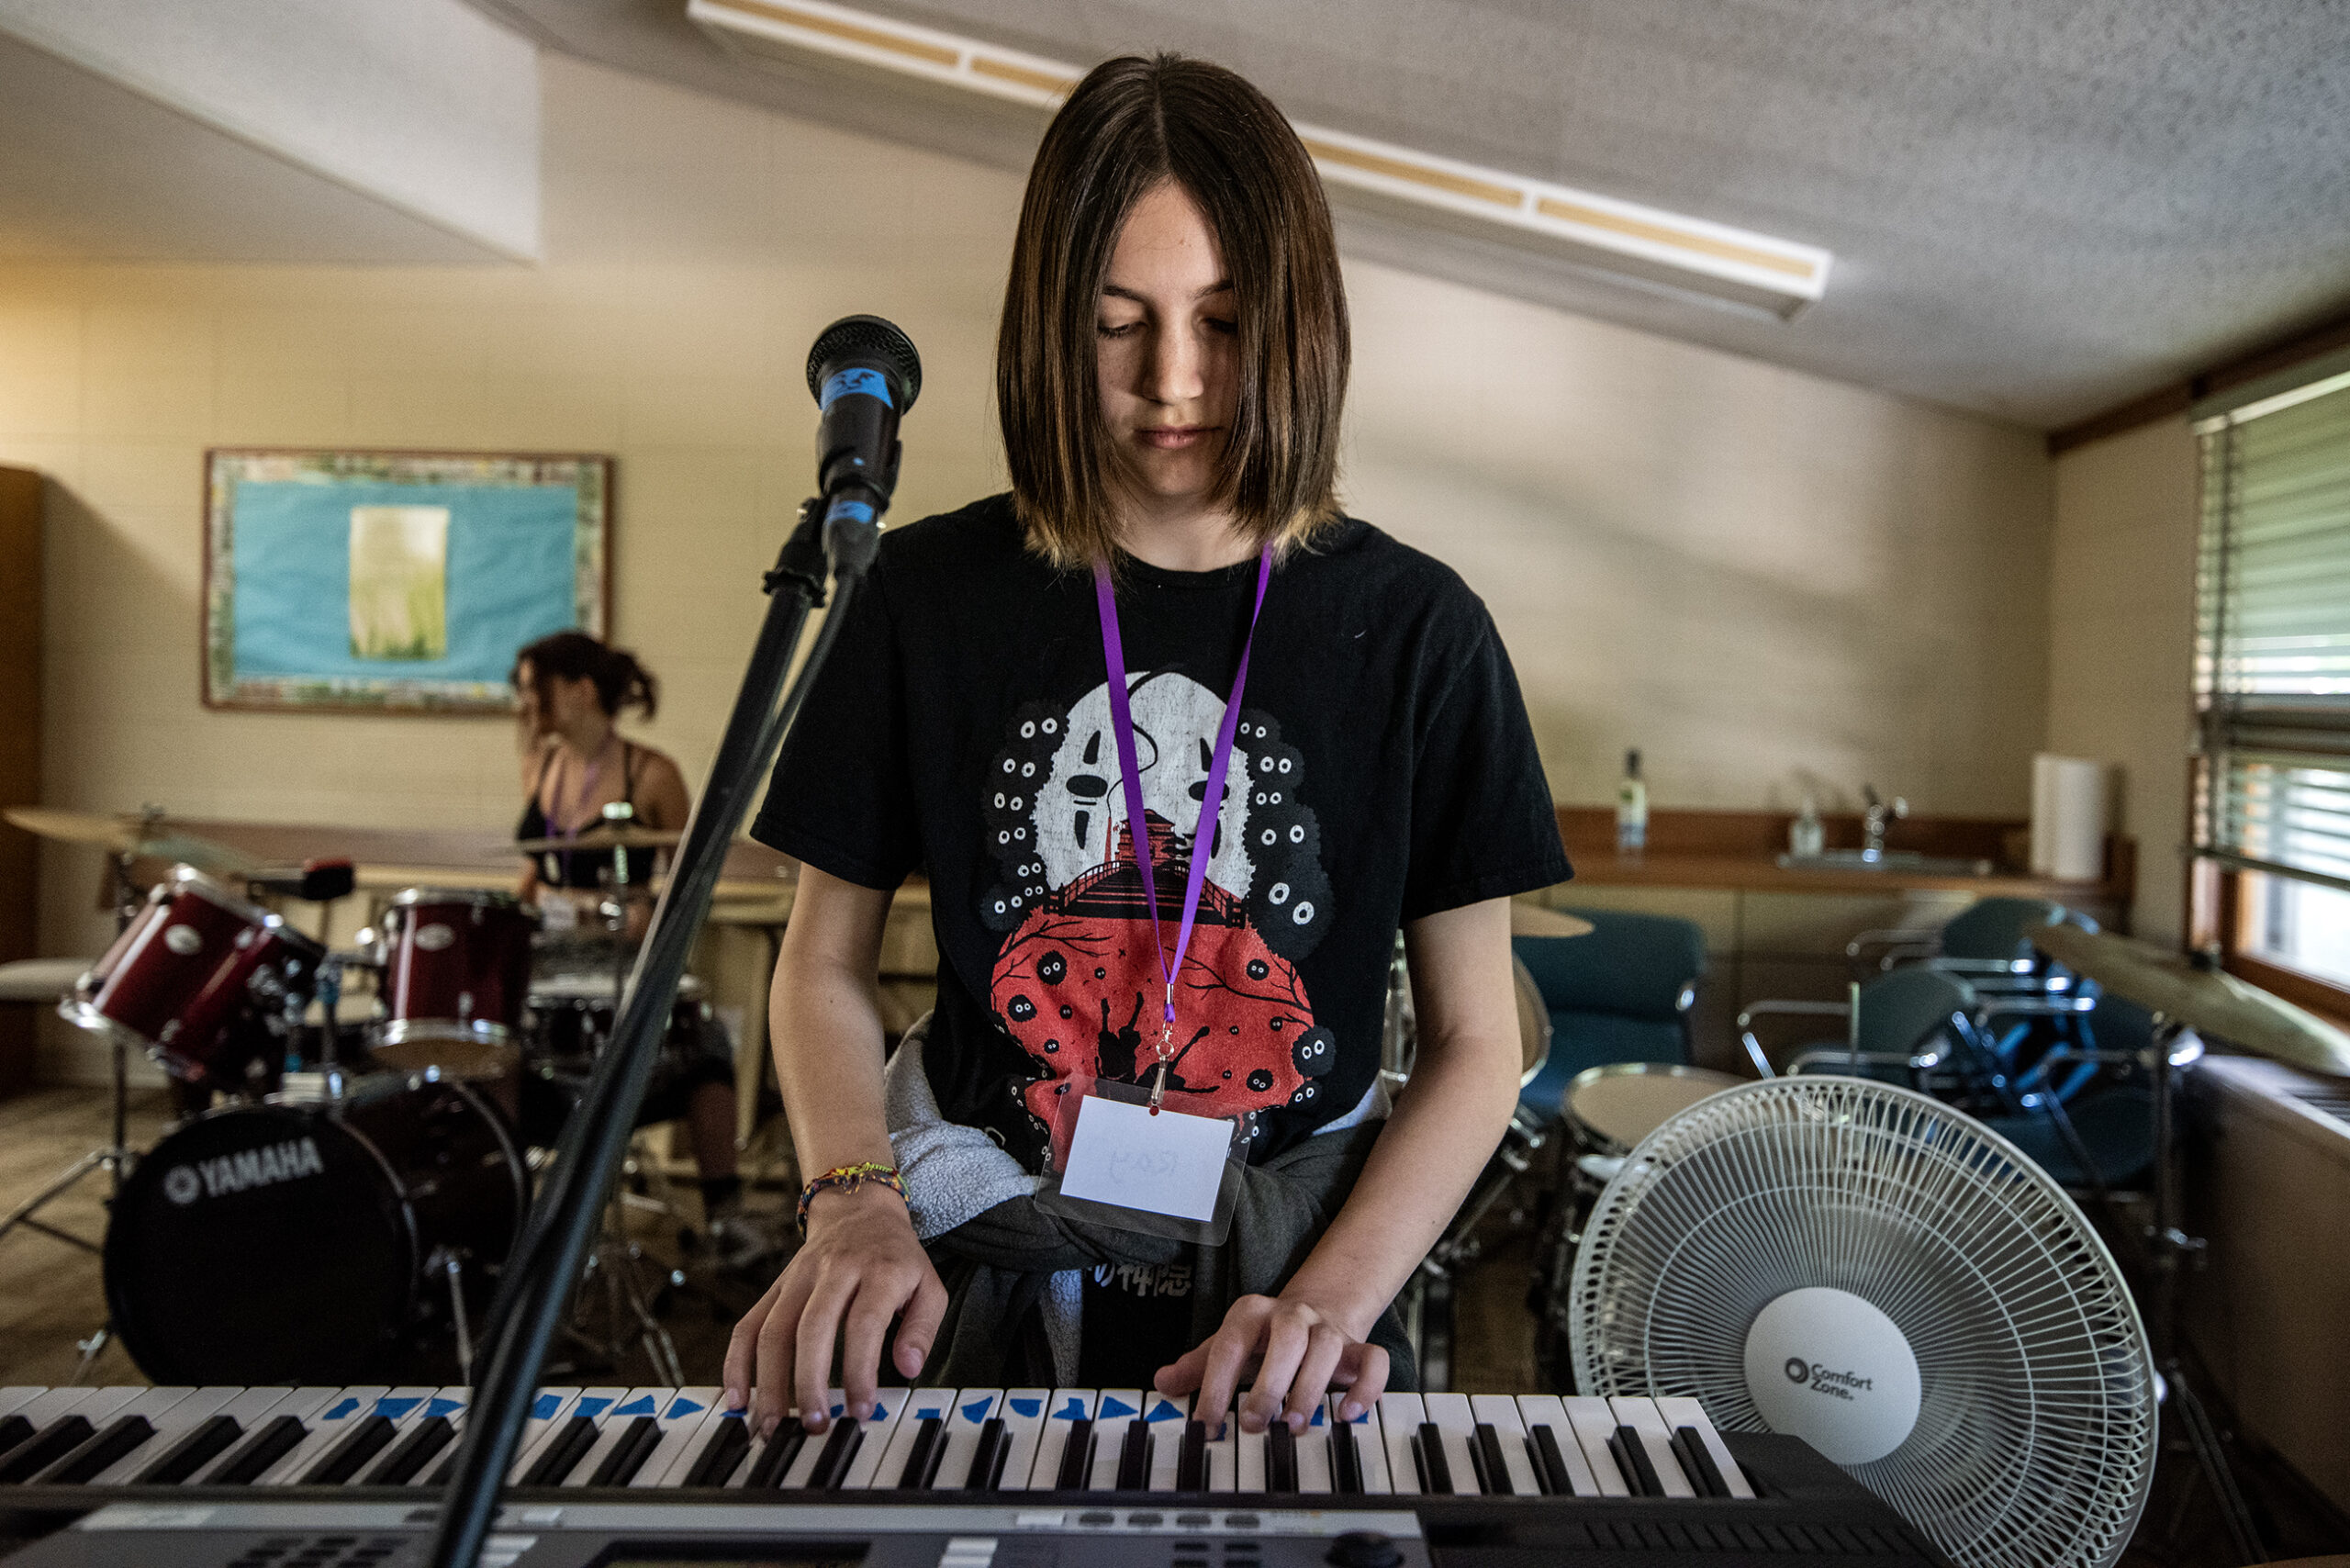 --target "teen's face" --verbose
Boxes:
[1096,180,1239,519]
[516,660,599,739]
